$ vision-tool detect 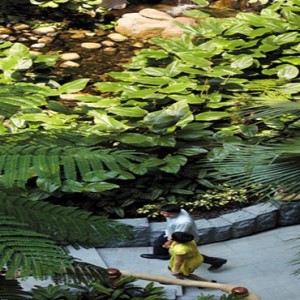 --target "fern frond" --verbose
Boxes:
[53,261,108,286]
[0,277,31,300]
[0,195,133,247]
[0,145,148,189]
[0,215,73,279]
